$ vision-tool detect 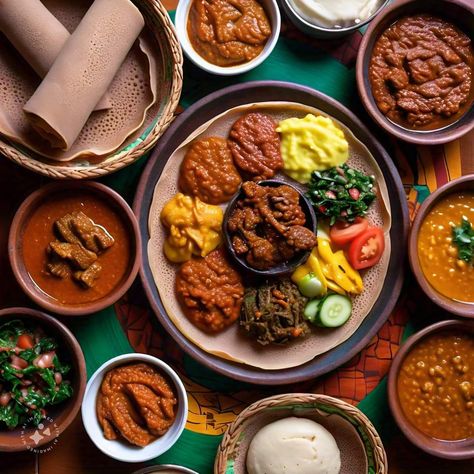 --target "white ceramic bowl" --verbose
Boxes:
[175,0,280,75]
[132,465,198,474]
[81,353,188,463]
